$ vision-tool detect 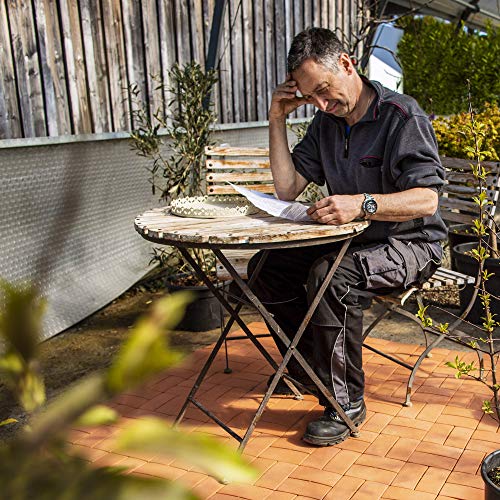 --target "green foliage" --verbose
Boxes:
[130,63,219,284]
[116,418,256,484]
[397,17,500,114]
[130,62,218,201]
[445,356,477,378]
[0,284,255,499]
[433,103,500,161]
